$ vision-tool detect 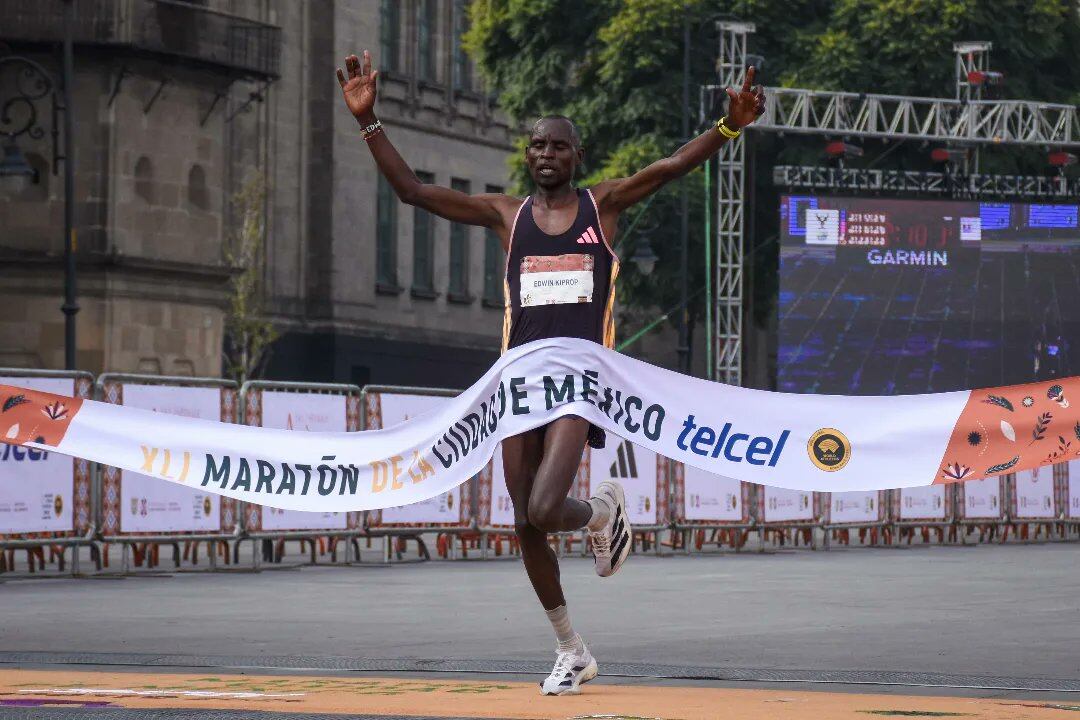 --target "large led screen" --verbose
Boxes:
[778,196,1080,394]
